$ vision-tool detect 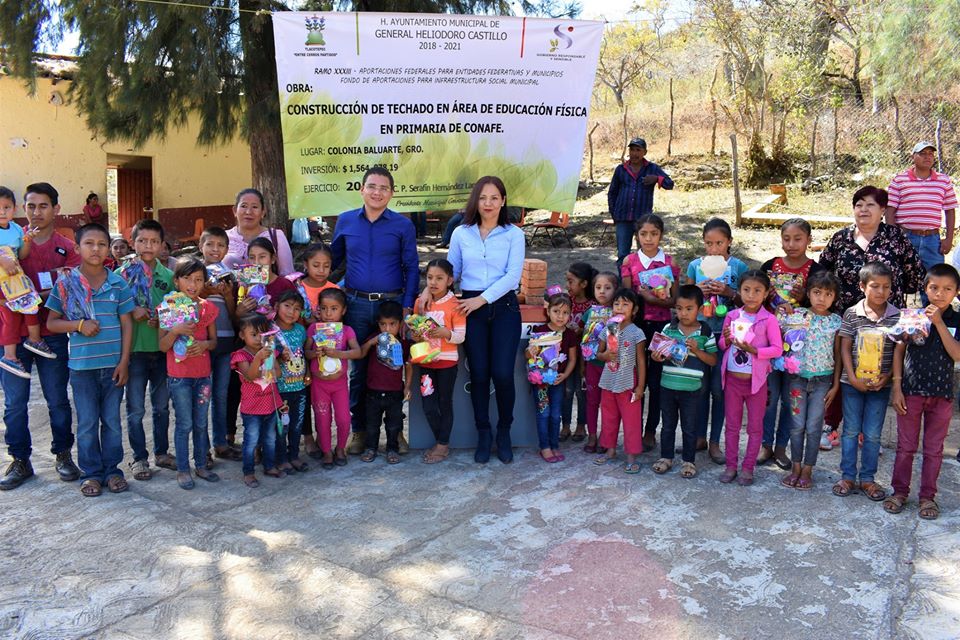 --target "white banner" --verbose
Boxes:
[272,11,603,216]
